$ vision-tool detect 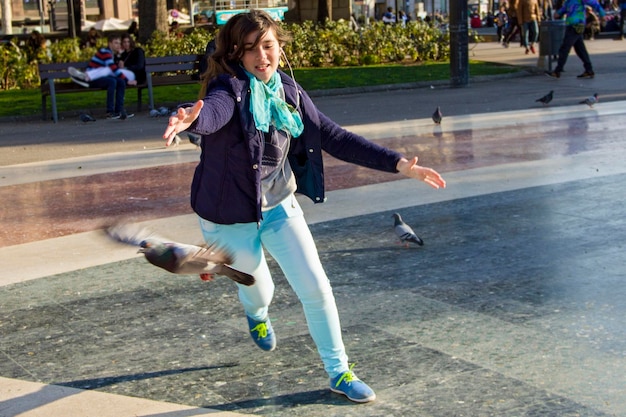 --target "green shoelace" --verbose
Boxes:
[335,363,358,388]
[250,322,268,340]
